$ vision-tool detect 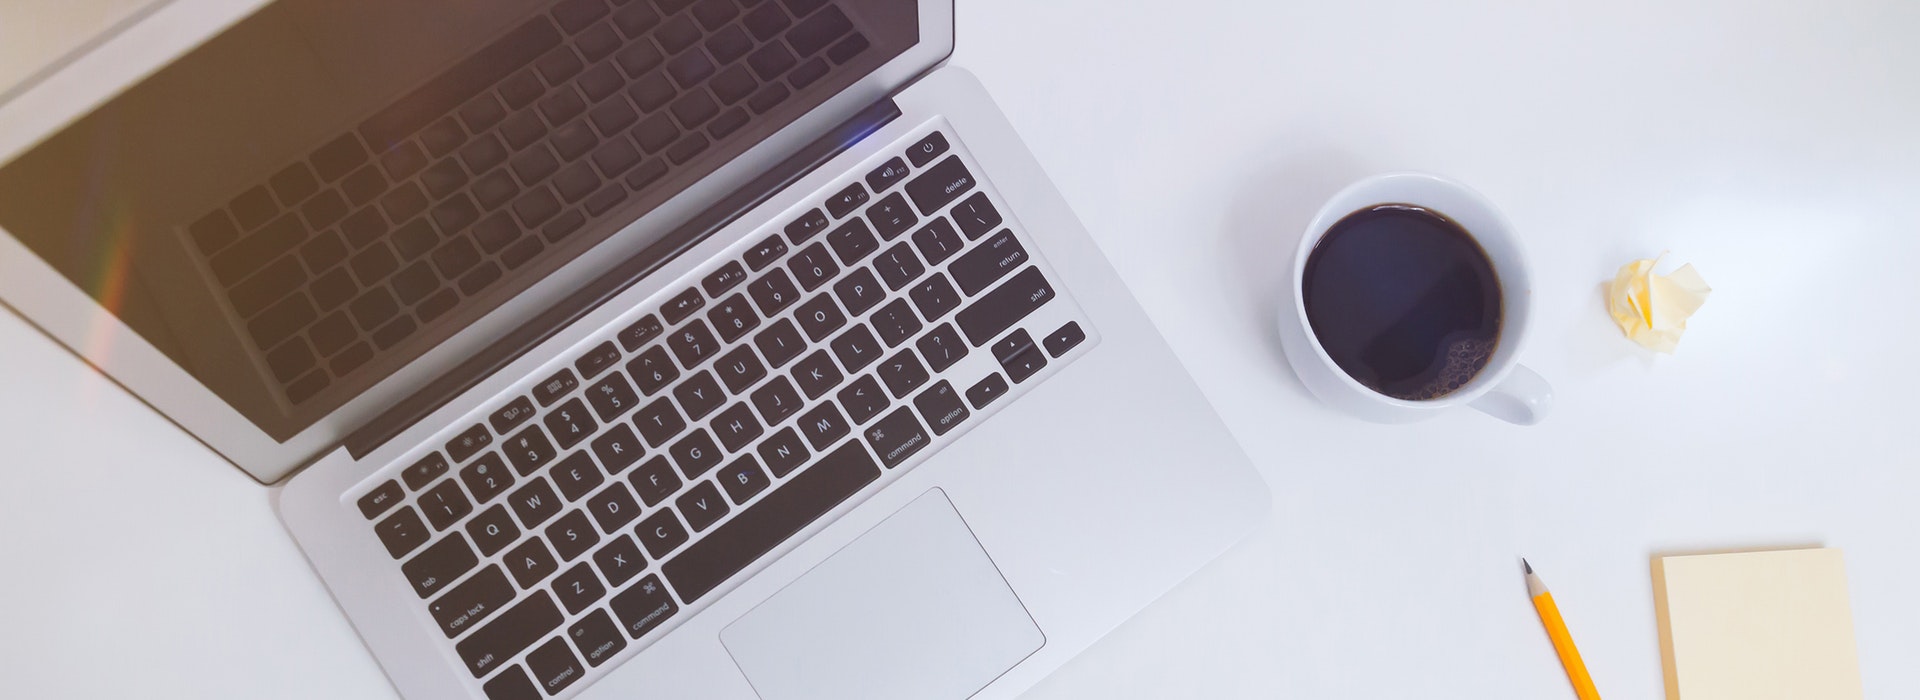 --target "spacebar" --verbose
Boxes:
[663,440,881,602]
